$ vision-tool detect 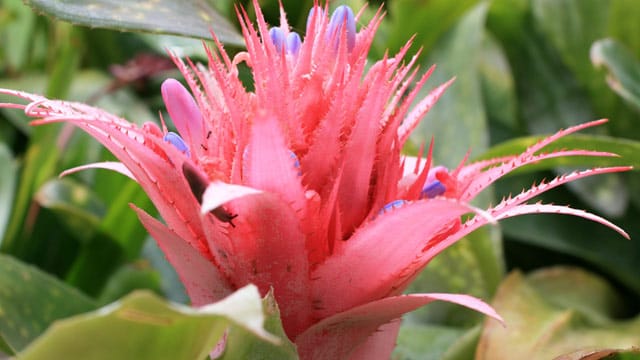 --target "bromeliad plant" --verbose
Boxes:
[0,1,631,358]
